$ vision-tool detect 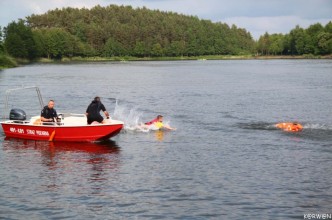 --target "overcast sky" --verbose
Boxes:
[0,0,331,39]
